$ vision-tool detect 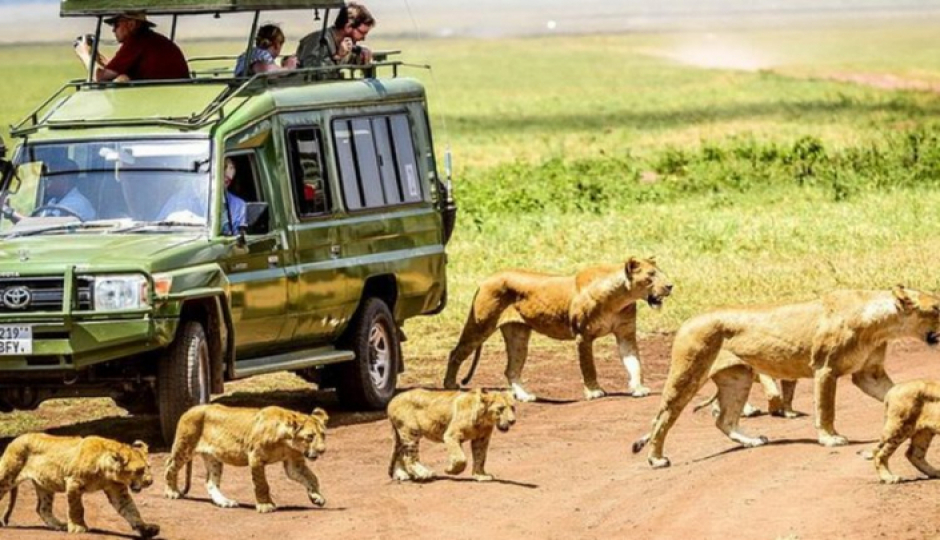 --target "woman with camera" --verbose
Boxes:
[295,2,376,72]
